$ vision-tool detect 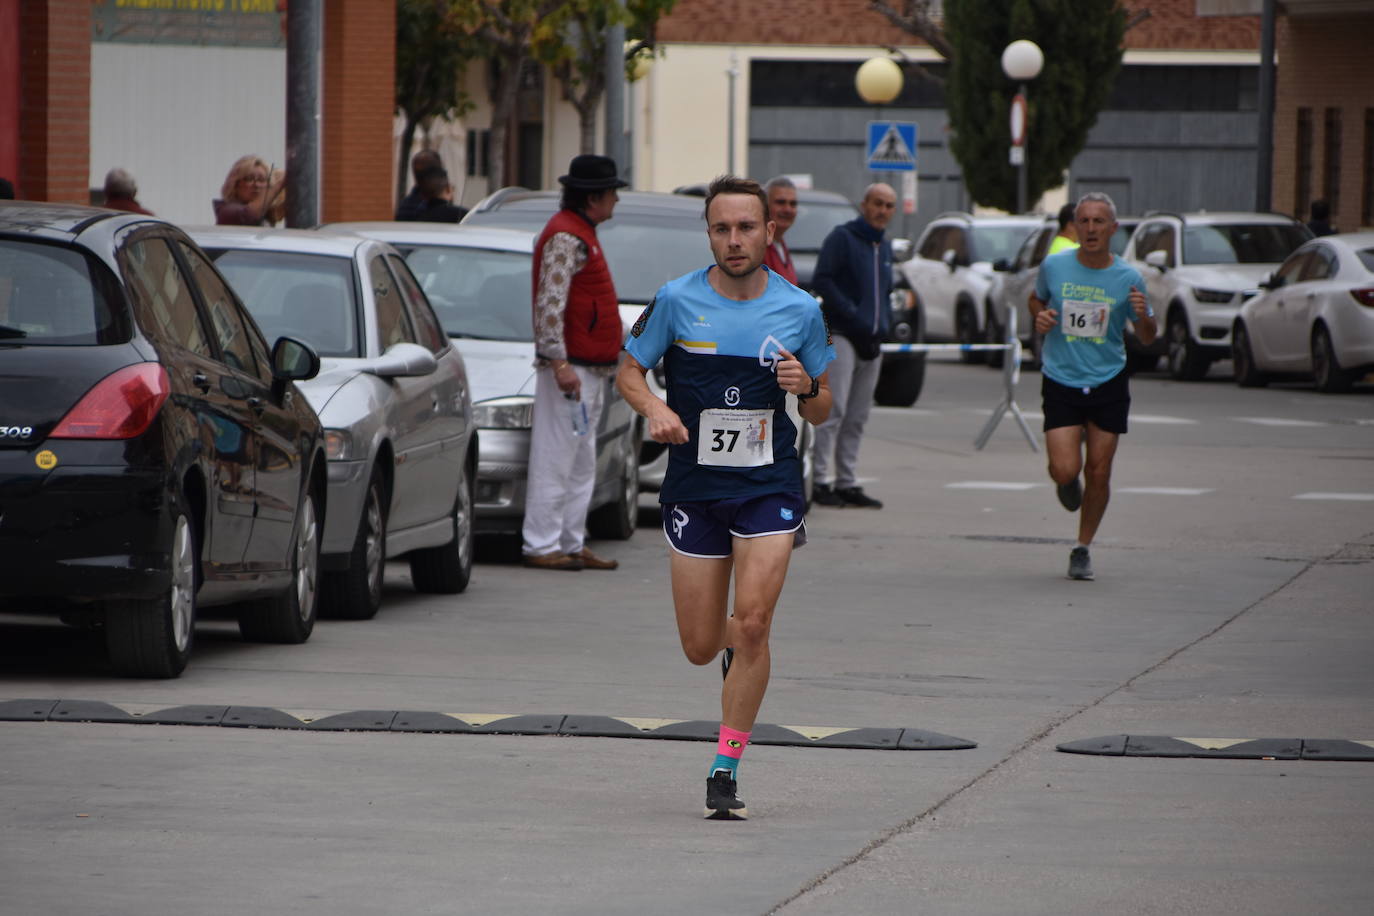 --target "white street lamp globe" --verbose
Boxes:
[855,57,903,105]
[1001,40,1044,82]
